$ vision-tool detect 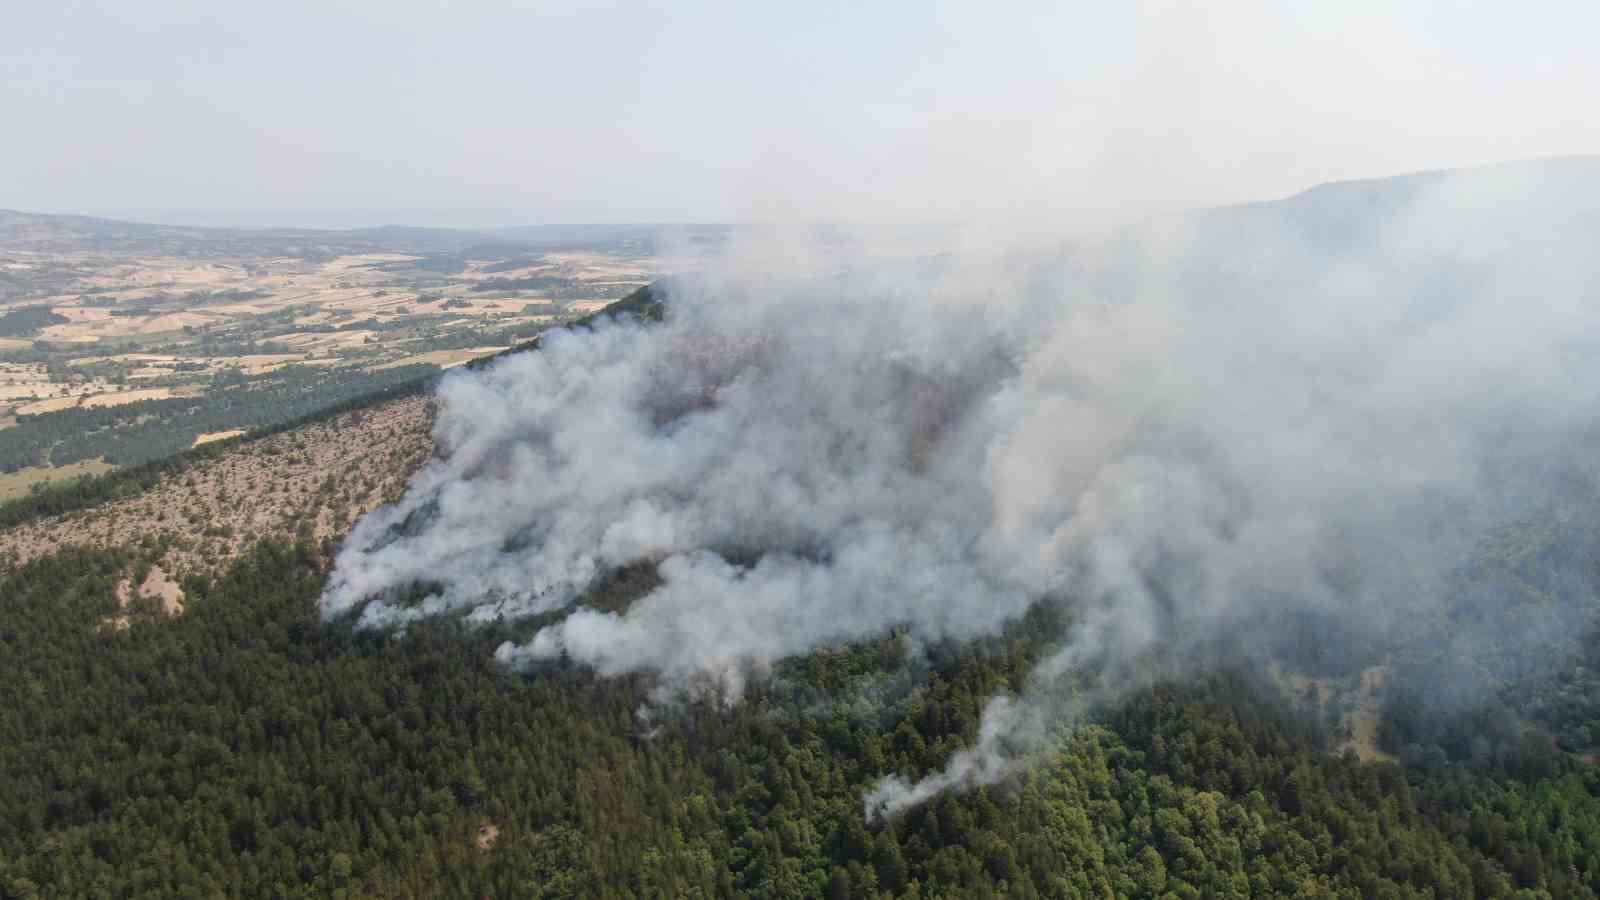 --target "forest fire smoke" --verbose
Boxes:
[322,158,1600,817]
